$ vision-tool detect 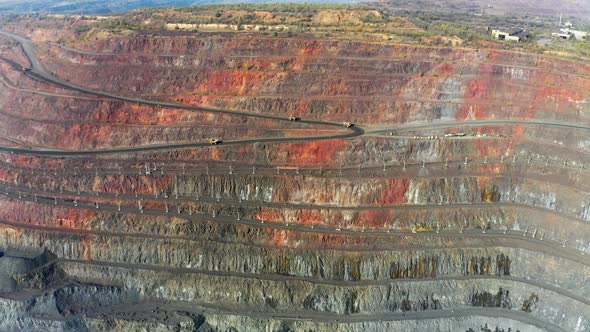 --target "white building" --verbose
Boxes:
[554,28,588,40]
[491,28,529,42]
[552,32,572,40]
